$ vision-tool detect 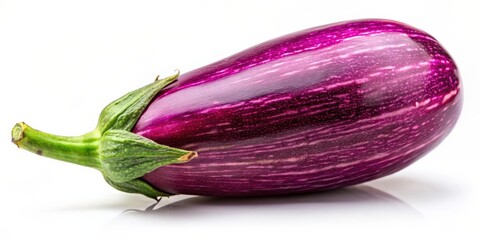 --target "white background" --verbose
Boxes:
[1,0,479,239]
